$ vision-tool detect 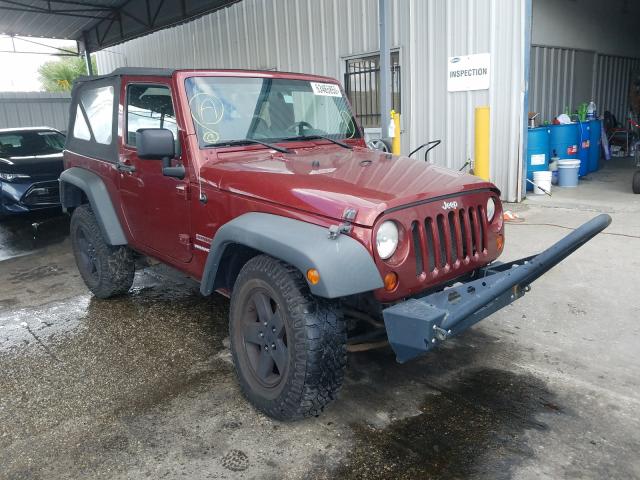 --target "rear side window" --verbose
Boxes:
[126,84,177,146]
[73,105,91,141]
[73,86,114,144]
[67,76,119,163]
